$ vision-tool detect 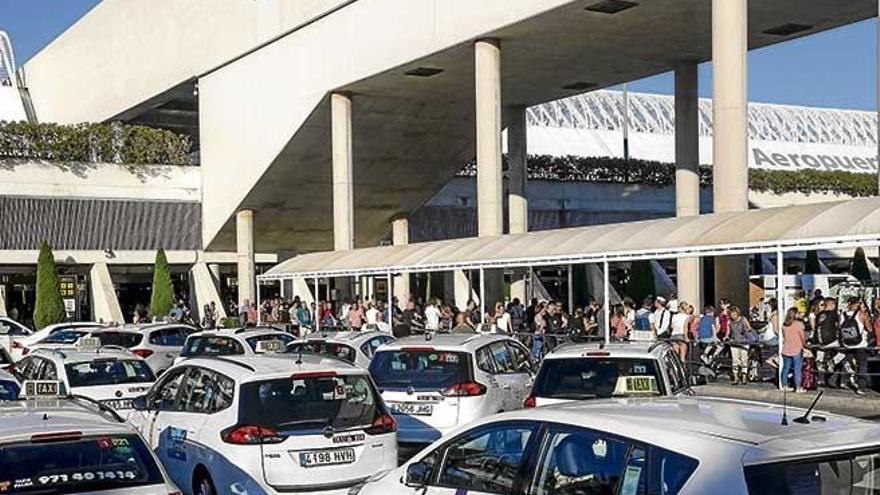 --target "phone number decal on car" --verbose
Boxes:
[28,470,140,487]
